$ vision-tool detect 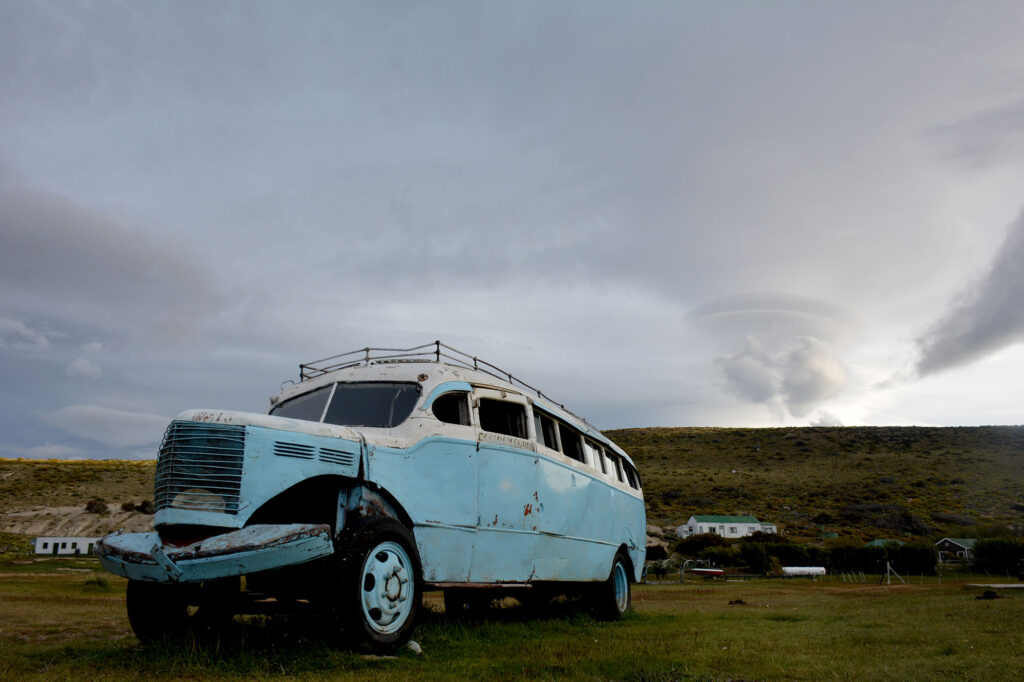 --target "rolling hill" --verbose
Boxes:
[2,426,1022,543]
